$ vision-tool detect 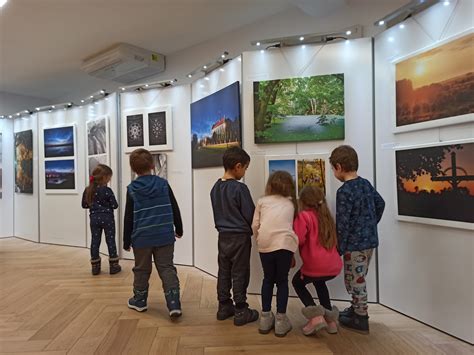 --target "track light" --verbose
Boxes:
[187,74,193,78]
[378,20,385,26]
[346,30,352,35]
[299,36,304,41]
